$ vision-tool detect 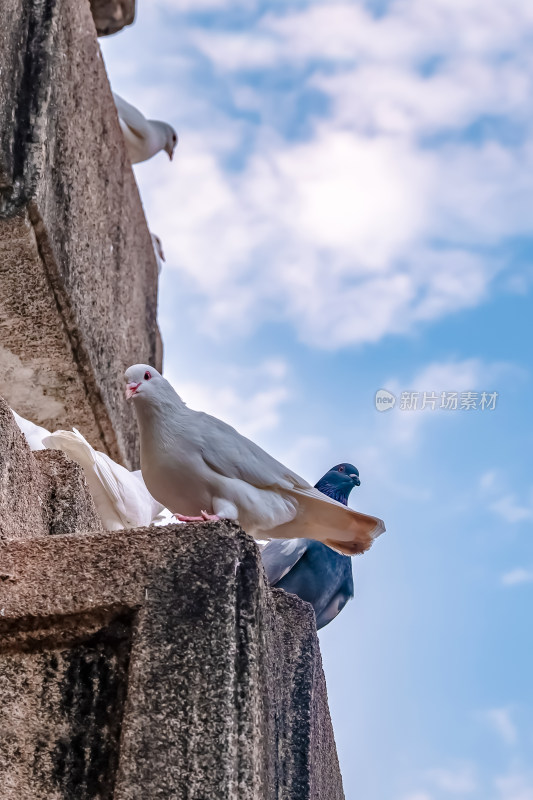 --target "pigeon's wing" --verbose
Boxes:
[315,589,353,630]
[273,485,385,556]
[43,429,155,529]
[196,411,310,491]
[260,538,310,585]
[11,409,50,451]
[194,411,384,555]
[132,469,166,520]
[43,429,123,529]
[93,448,156,528]
[113,93,149,139]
